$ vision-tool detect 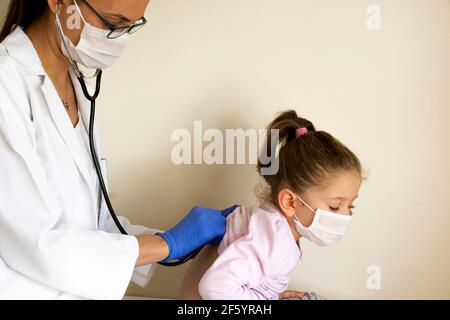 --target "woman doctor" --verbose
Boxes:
[0,0,236,299]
